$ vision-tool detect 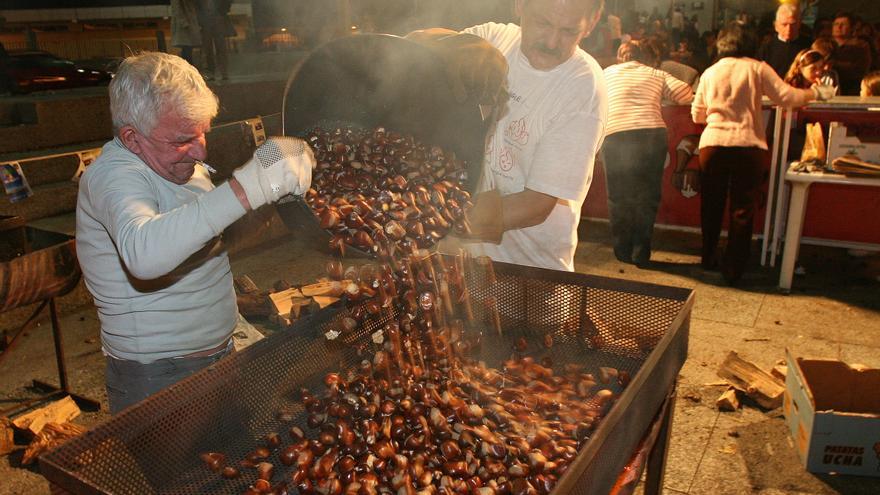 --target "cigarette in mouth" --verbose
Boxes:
[196,160,218,175]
